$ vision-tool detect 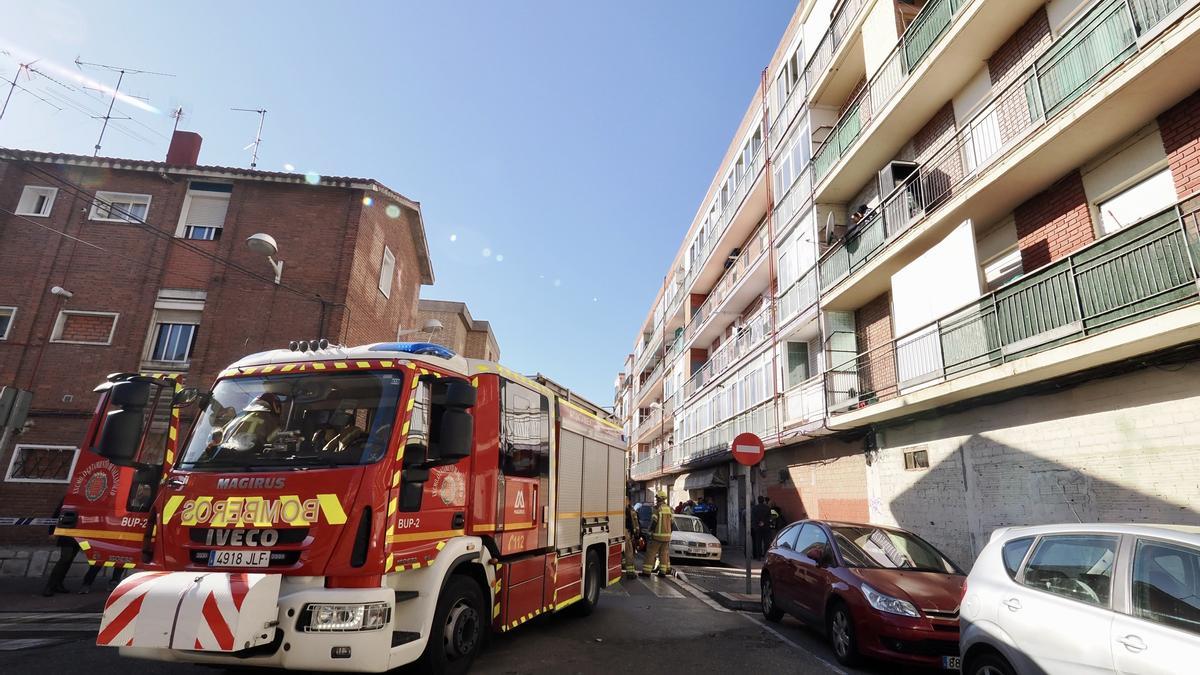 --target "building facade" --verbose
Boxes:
[416,299,500,360]
[618,0,1200,561]
[0,132,434,544]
